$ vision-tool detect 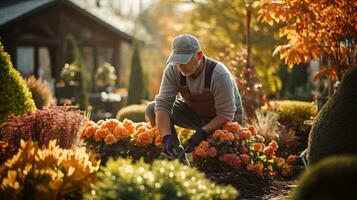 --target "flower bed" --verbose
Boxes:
[80,119,163,163]
[193,122,299,177]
